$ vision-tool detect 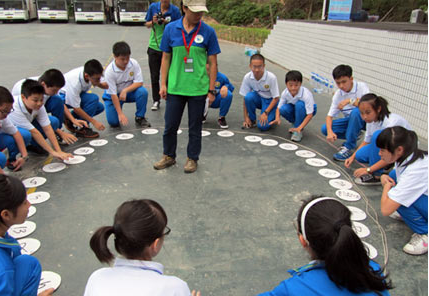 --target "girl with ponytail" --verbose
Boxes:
[84,199,200,296]
[345,93,411,185]
[377,126,428,255]
[258,196,392,295]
